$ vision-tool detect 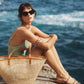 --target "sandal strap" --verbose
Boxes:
[65,76,76,84]
[73,79,80,84]
[65,76,70,82]
[73,79,76,84]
